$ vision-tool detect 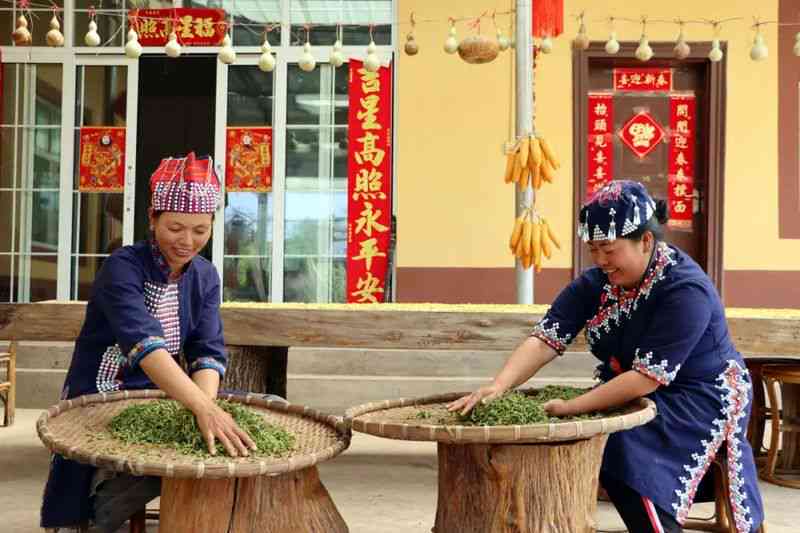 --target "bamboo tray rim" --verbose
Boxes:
[37,389,351,479]
[345,389,657,444]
